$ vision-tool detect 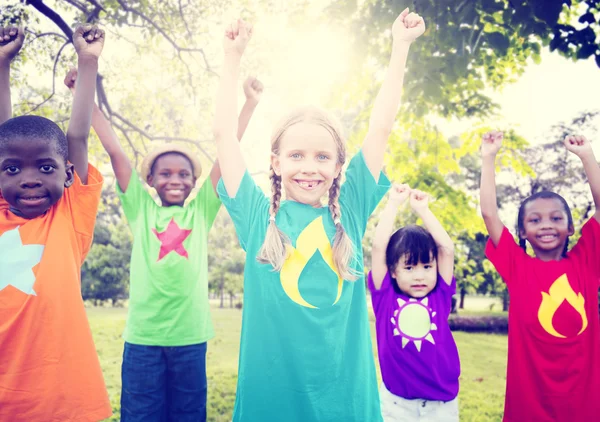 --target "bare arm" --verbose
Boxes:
[210,77,262,192]
[480,131,505,246]
[371,184,411,289]
[212,20,253,198]
[362,10,424,179]
[67,25,105,184]
[565,135,600,222]
[0,27,25,125]
[411,190,454,284]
